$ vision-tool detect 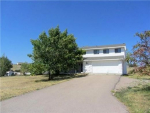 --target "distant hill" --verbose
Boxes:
[11,64,21,71]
